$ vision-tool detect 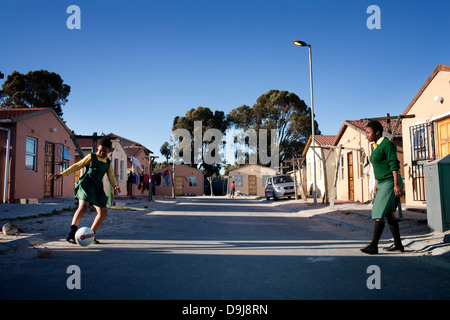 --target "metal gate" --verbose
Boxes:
[44,142,63,197]
[410,122,435,201]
